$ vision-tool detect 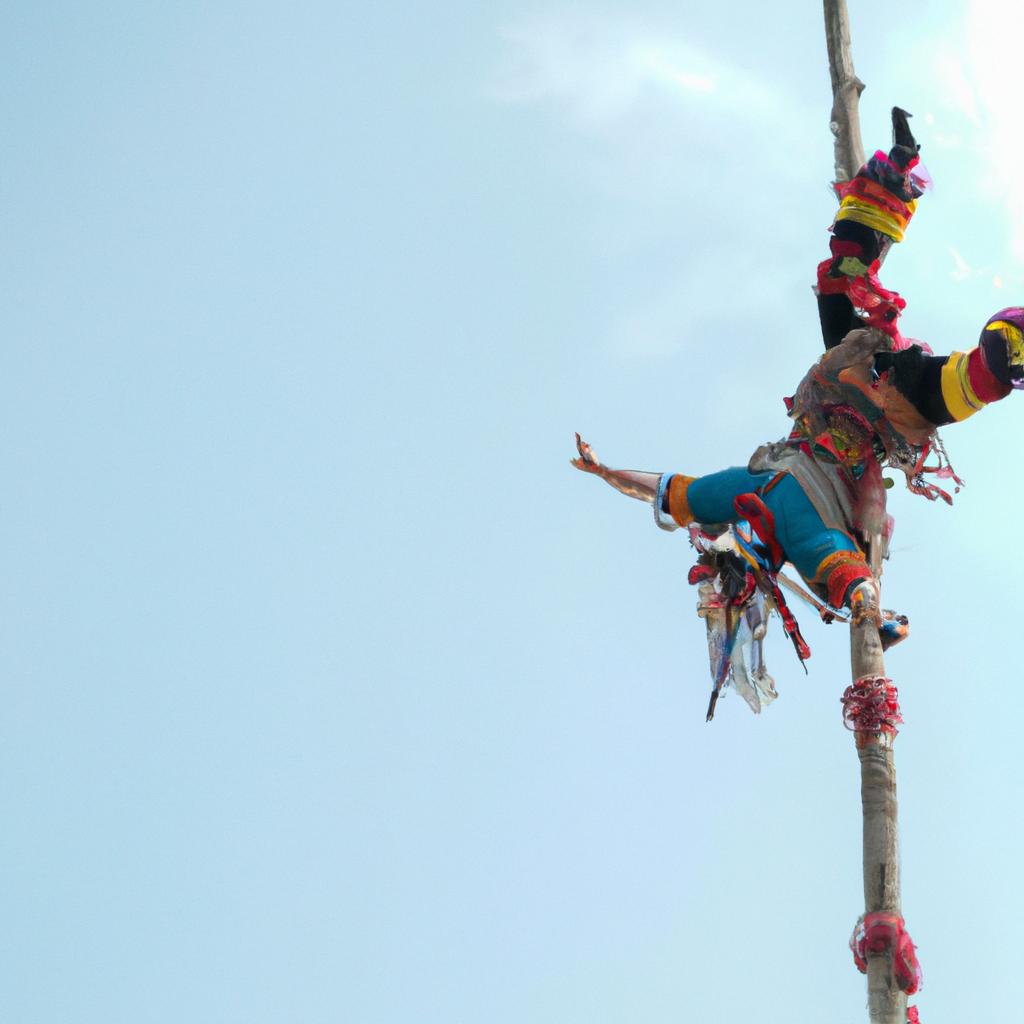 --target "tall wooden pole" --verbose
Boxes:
[823,4,908,1022]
